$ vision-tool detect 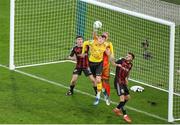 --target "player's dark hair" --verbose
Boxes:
[101,35,107,39]
[76,35,83,39]
[128,52,135,60]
